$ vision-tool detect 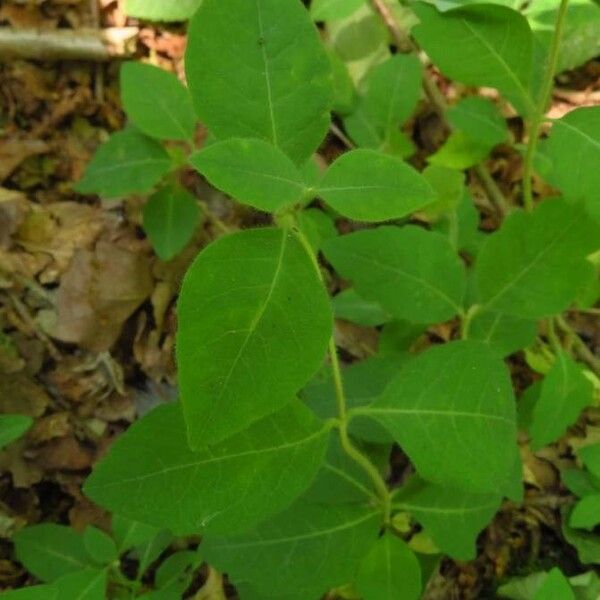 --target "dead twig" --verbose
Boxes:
[0,27,138,62]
